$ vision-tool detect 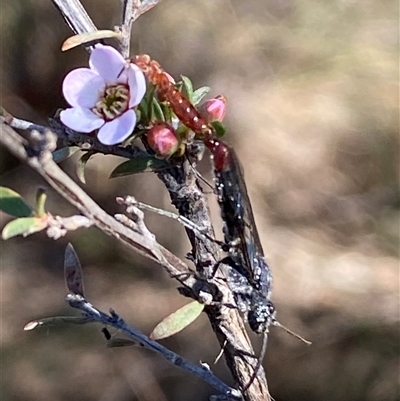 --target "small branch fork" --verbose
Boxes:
[24,244,241,400]
[64,293,242,401]
[119,0,165,57]
[0,121,192,285]
[52,0,164,56]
